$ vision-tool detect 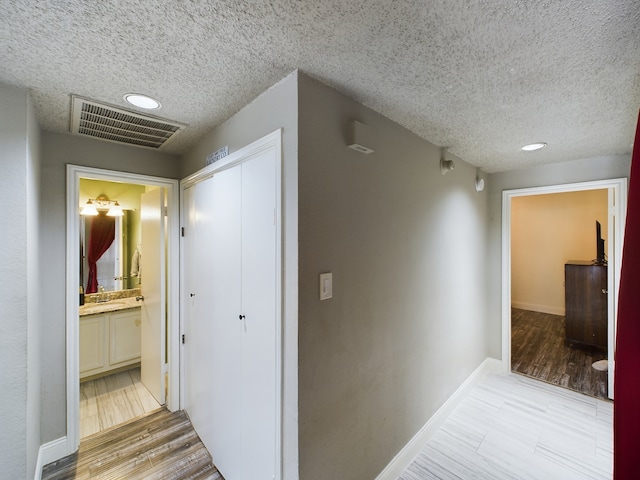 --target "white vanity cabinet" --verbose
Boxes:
[80,307,141,380]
